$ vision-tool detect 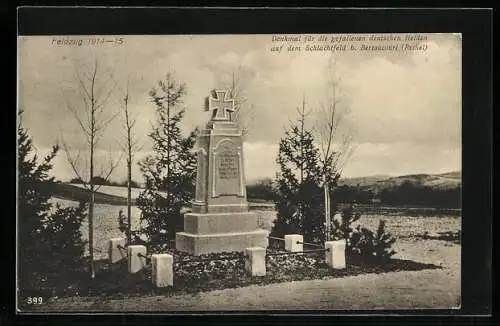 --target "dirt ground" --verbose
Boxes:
[27,236,460,312]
